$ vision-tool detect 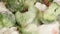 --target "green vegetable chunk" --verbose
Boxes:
[39,3,60,24]
[15,6,38,27]
[21,24,38,34]
[0,11,15,28]
[6,0,36,12]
